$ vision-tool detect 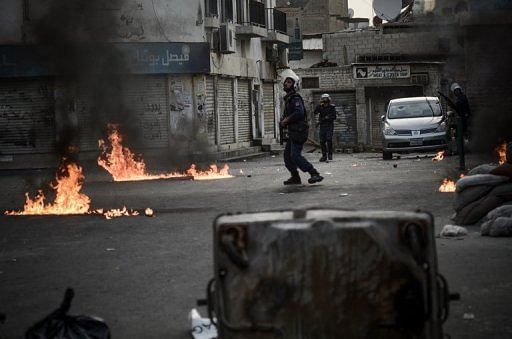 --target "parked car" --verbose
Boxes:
[381,97,448,160]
